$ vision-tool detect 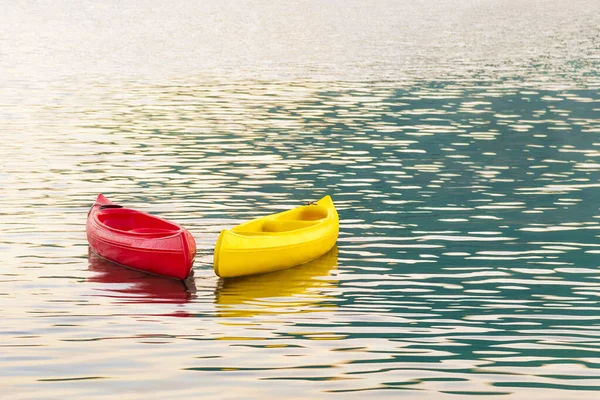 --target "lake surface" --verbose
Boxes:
[1,0,600,398]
